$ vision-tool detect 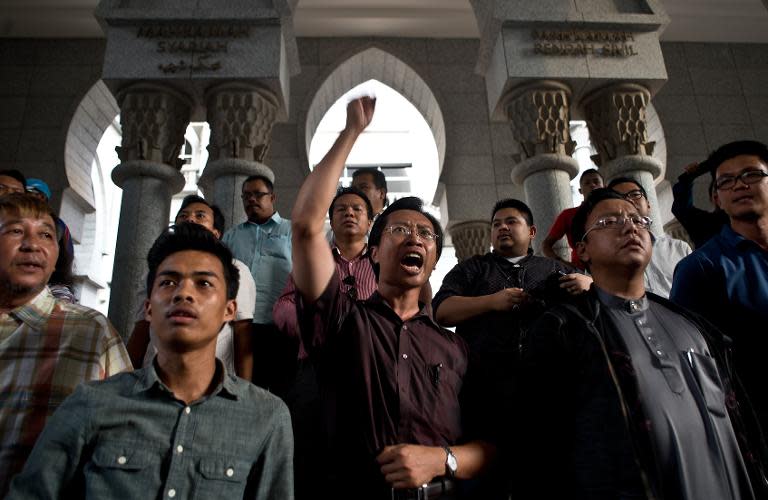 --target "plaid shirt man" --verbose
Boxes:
[0,287,131,494]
